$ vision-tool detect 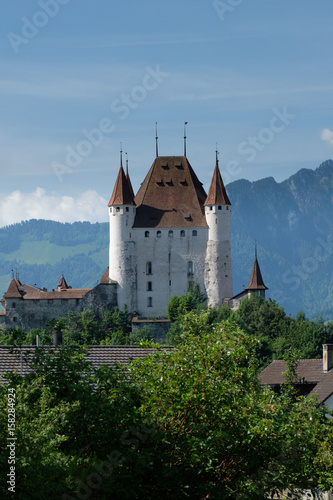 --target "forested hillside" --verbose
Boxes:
[1,160,333,319]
